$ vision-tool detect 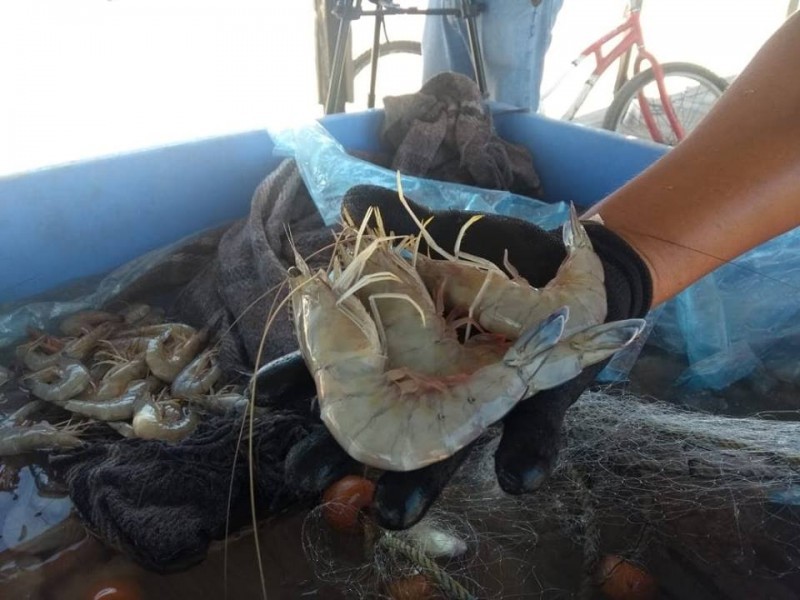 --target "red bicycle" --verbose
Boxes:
[541,0,729,145]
